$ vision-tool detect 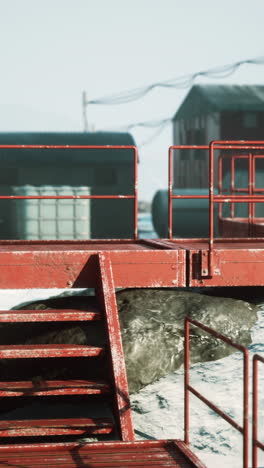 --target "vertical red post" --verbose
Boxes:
[184,318,190,445]
[252,354,264,468]
[248,153,254,237]
[218,156,223,220]
[168,147,173,239]
[243,349,249,468]
[97,253,134,441]
[231,155,235,218]
[133,147,138,240]
[208,142,215,276]
[252,355,258,468]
